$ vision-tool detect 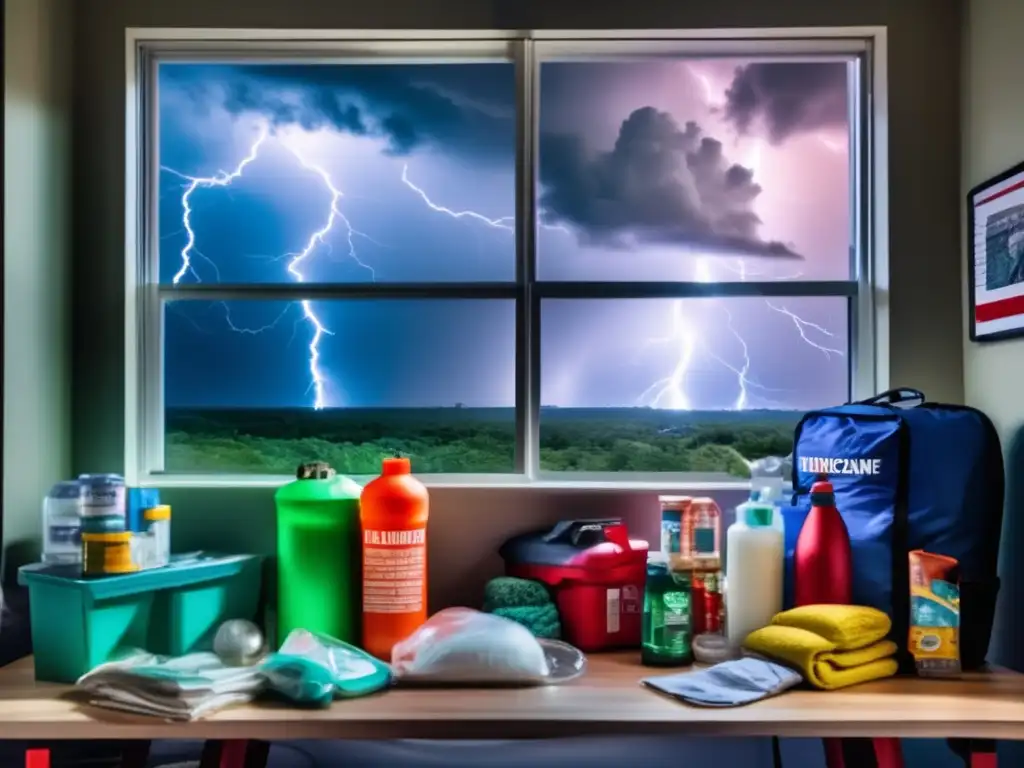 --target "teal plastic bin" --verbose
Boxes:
[18,552,263,683]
